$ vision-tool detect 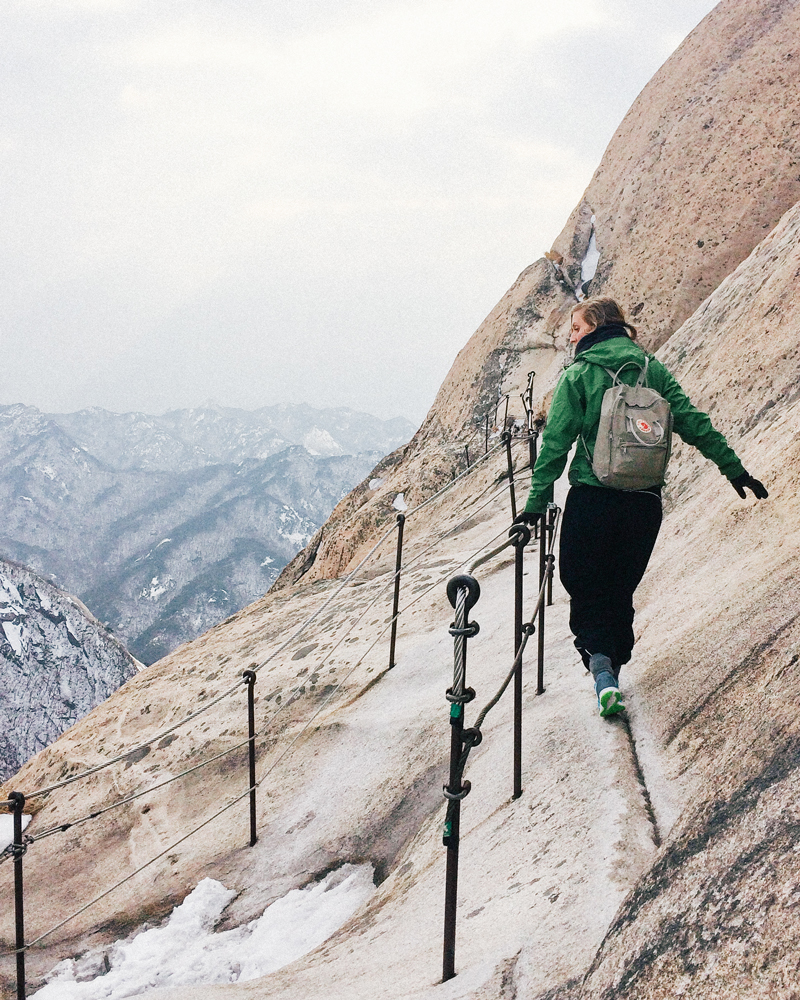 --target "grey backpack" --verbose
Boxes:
[581,357,673,490]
